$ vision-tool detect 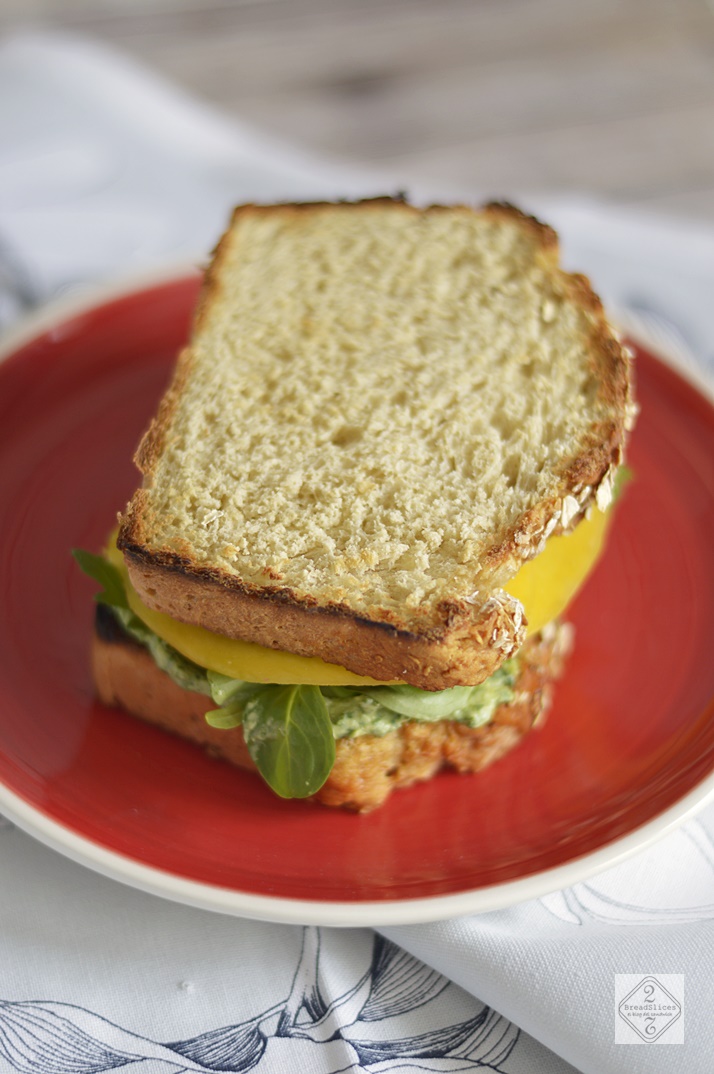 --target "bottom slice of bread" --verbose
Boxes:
[92,614,572,812]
